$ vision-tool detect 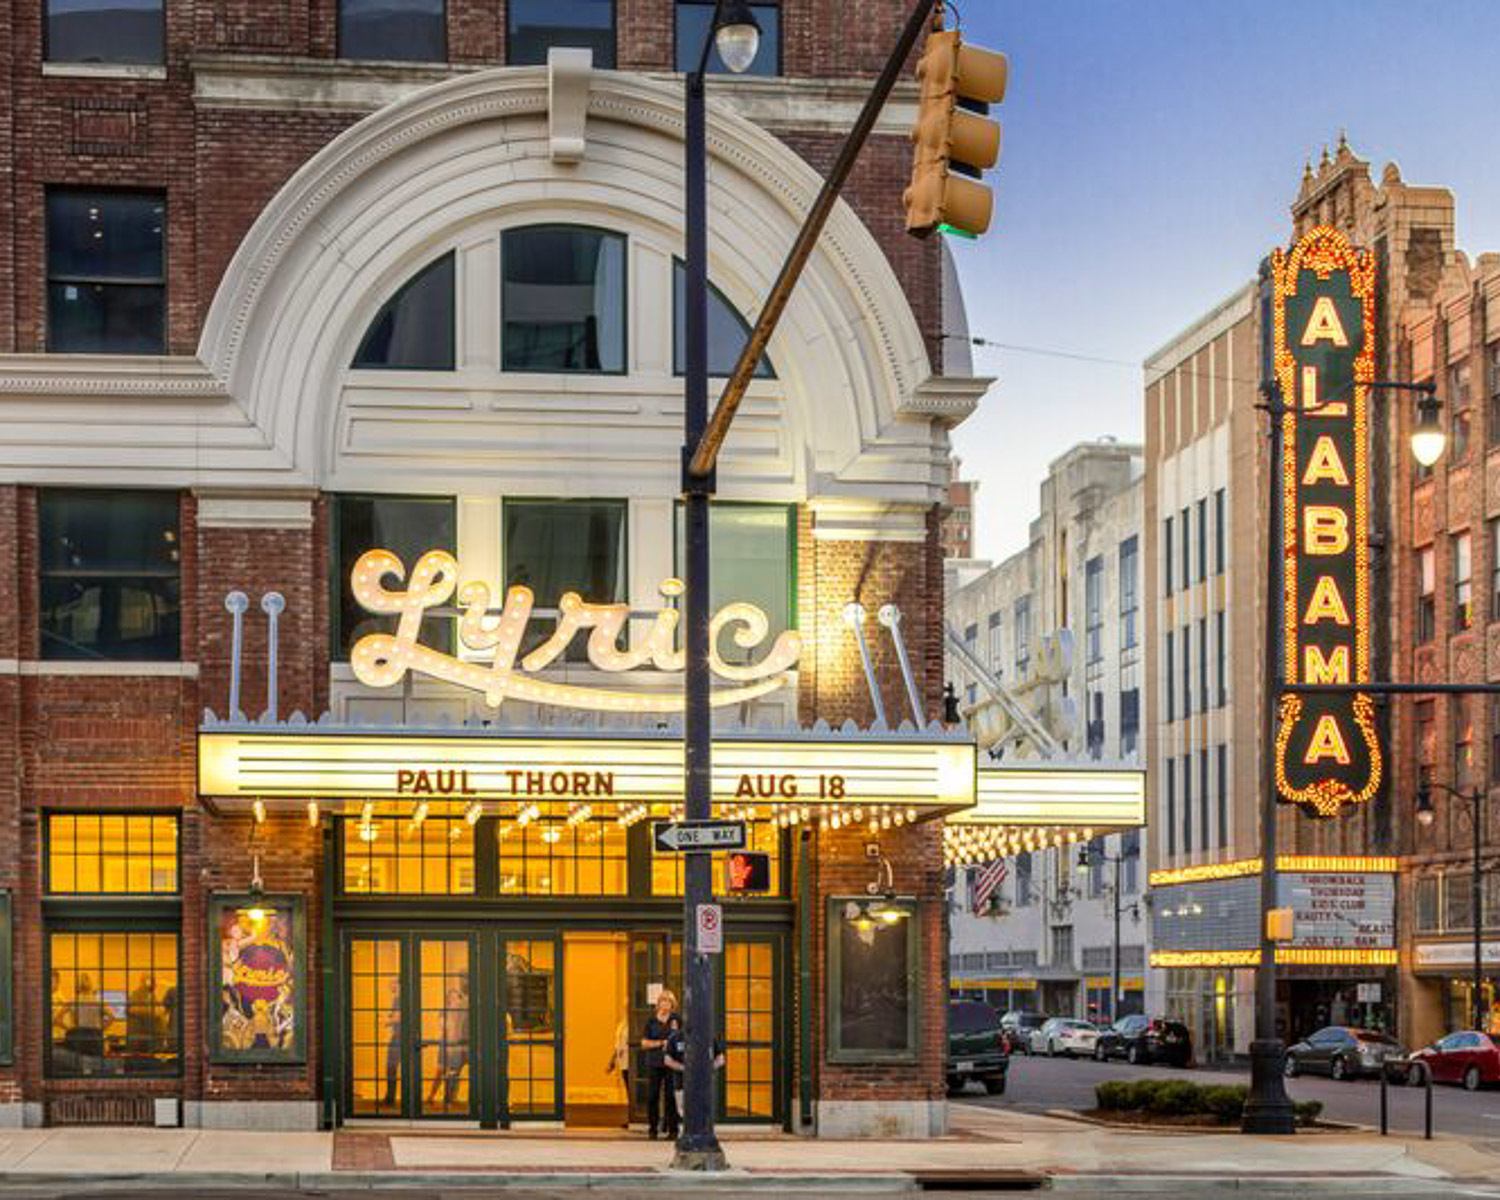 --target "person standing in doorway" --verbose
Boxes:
[640,989,679,1139]
[382,977,402,1109]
